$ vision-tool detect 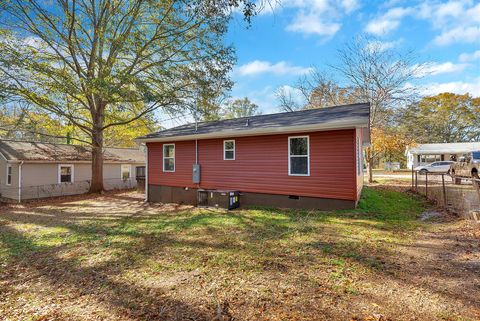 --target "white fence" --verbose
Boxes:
[0,178,137,202]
